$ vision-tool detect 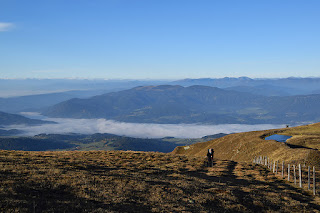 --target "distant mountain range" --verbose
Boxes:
[172,77,320,96]
[2,77,320,114]
[0,79,170,113]
[43,85,320,125]
[0,90,112,113]
[0,79,170,97]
